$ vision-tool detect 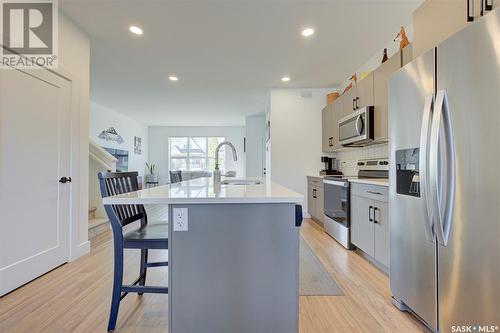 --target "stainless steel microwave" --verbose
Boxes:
[338,106,374,146]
